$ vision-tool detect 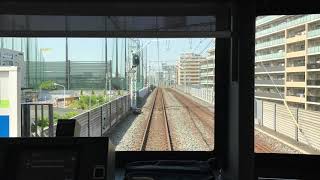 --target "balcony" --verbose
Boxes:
[308,46,320,54]
[255,38,285,50]
[256,16,284,26]
[307,96,320,102]
[200,70,214,74]
[255,79,284,85]
[286,66,306,72]
[286,34,306,44]
[255,52,285,61]
[308,29,320,39]
[256,23,286,38]
[286,50,306,58]
[208,64,214,68]
[200,79,214,85]
[255,66,284,73]
[255,91,284,99]
[256,15,320,38]
[206,55,214,60]
[307,80,320,86]
[307,63,320,69]
[286,95,306,103]
[286,81,306,87]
